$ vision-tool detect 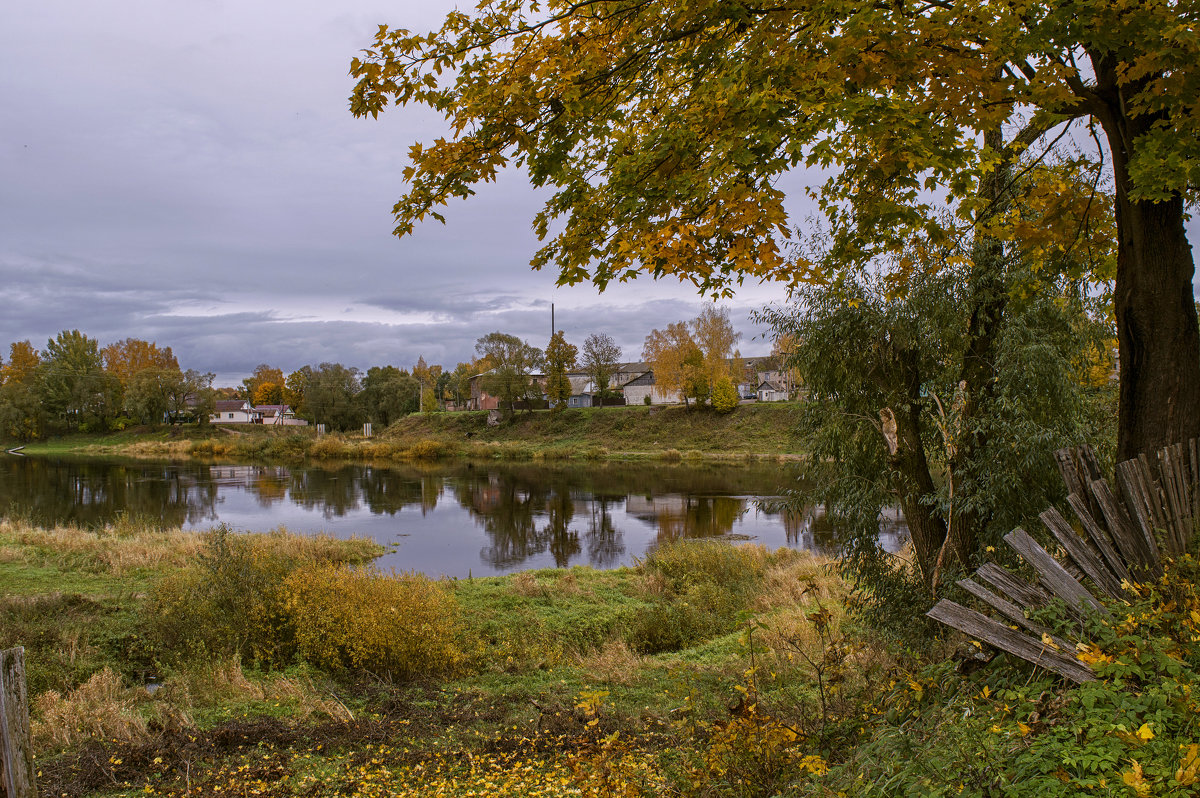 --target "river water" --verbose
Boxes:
[0,455,907,577]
